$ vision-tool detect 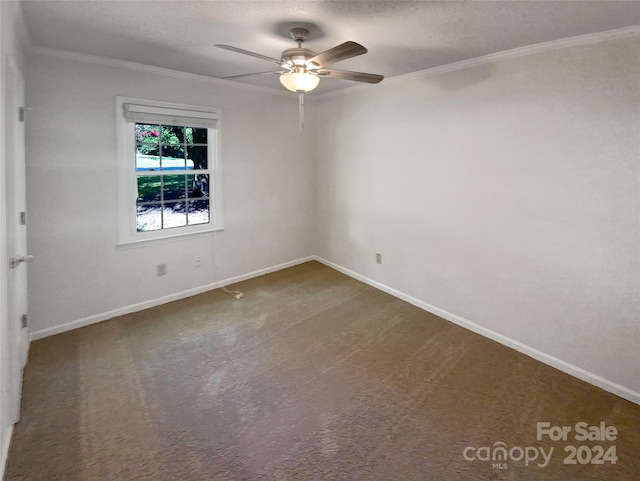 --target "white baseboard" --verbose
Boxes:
[1,425,14,481]
[29,256,315,341]
[313,256,640,406]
